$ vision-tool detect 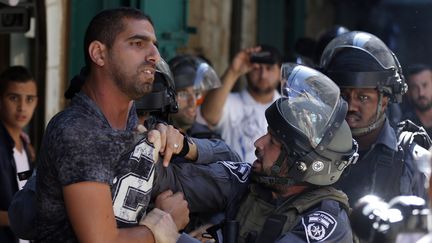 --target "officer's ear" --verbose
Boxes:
[88,41,107,67]
[381,95,389,112]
